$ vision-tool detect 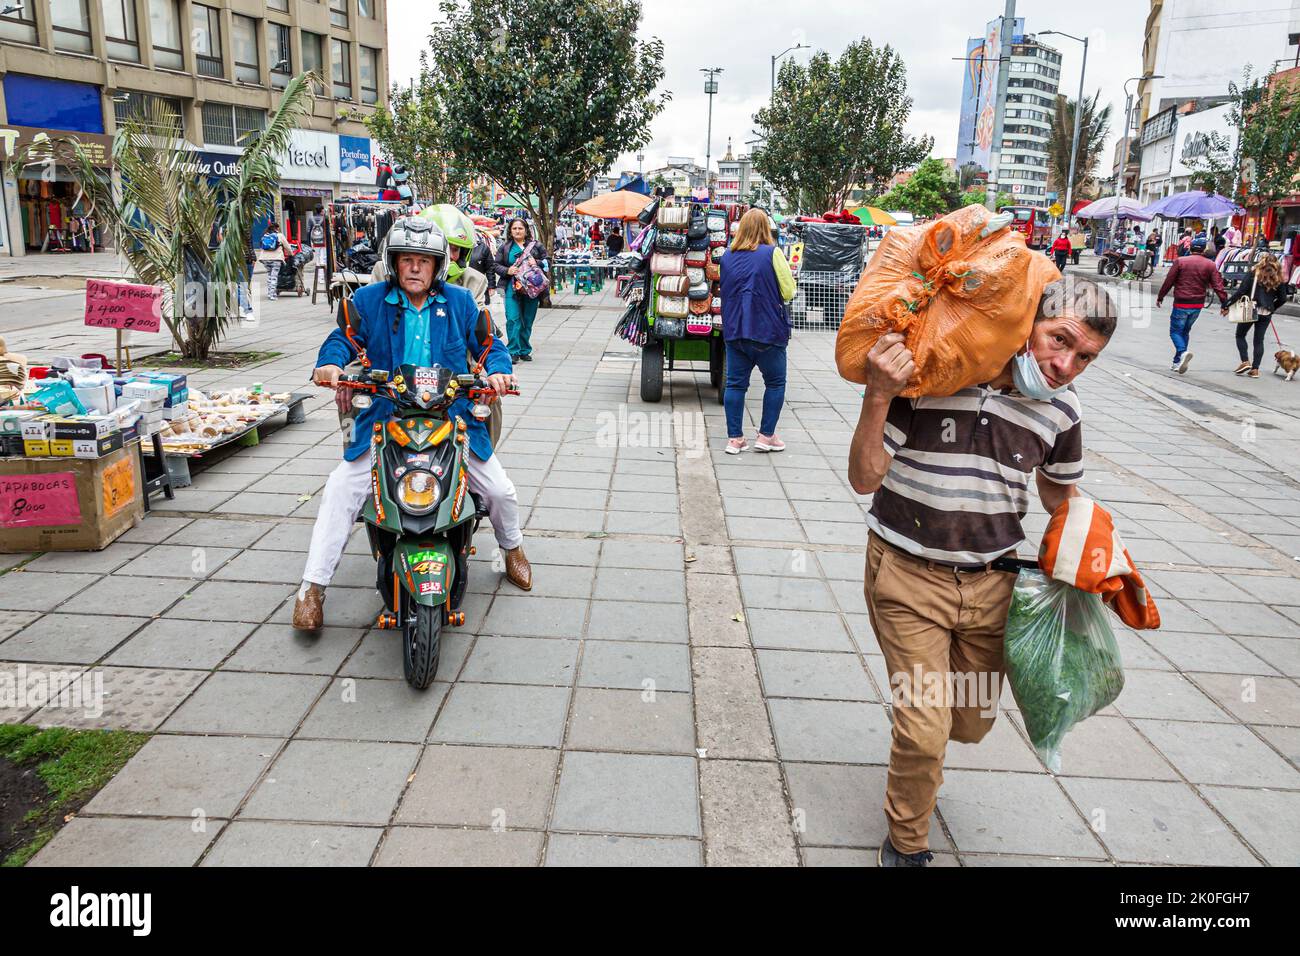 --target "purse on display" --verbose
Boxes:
[688,209,708,240]
[710,295,723,315]
[656,274,689,295]
[710,246,726,263]
[689,295,711,316]
[650,252,685,276]
[688,277,710,300]
[709,230,727,246]
[655,316,686,339]
[705,260,721,281]
[637,197,661,226]
[686,266,706,286]
[685,248,707,268]
[654,231,687,253]
[657,205,690,230]
[687,234,710,251]
[657,294,690,318]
